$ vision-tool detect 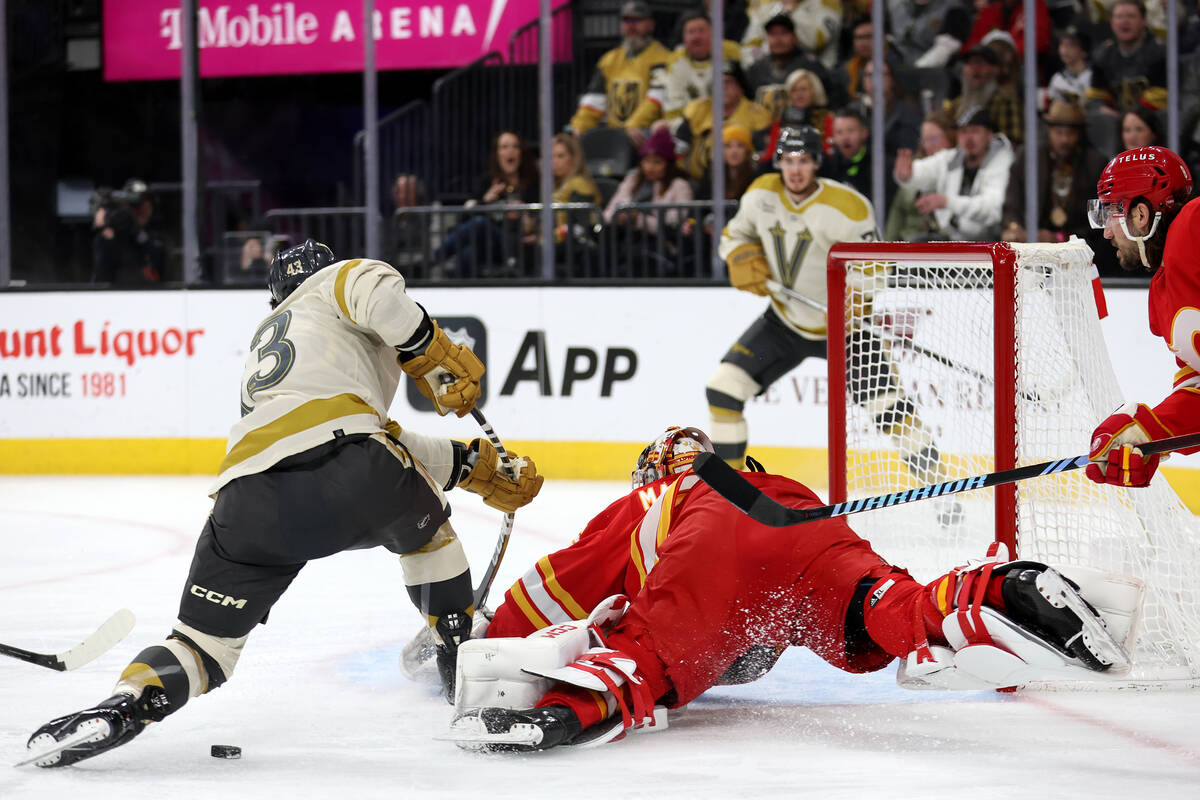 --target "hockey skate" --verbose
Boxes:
[433,611,473,703]
[439,705,584,752]
[996,562,1130,672]
[20,687,169,768]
